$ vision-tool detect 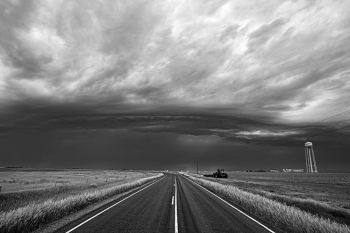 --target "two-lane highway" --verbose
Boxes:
[56,174,275,233]
[177,176,273,233]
